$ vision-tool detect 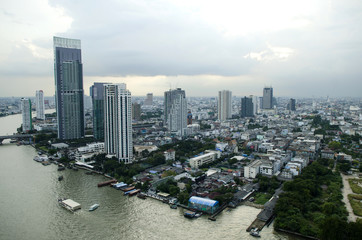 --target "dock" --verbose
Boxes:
[58,198,81,212]
[208,203,228,221]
